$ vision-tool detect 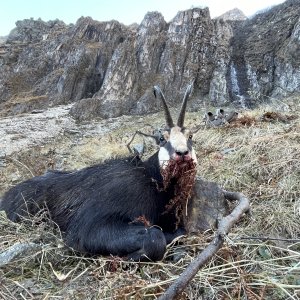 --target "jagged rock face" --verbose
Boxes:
[228,0,300,107]
[160,9,215,99]
[0,0,299,119]
[0,17,129,116]
[70,9,218,120]
[208,19,234,105]
[216,8,247,21]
